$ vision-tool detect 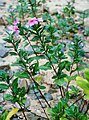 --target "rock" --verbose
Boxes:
[84,17,89,28]
[0,1,6,7]
[40,100,47,108]
[0,15,4,25]
[35,92,42,99]
[84,52,89,58]
[44,92,53,101]
[43,3,58,15]
[25,97,30,108]
[18,79,30,92]
[0,32,3,35]
[27,112,39,120]
[0,94,4,102]
[0,15,8,26]
[83,43,89,53]
[0,65,10,71]
[0,44,9,58]
[26,46,34,55]
[12,118,18,120]
[43,5,49,13]
[48,88,57,94]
